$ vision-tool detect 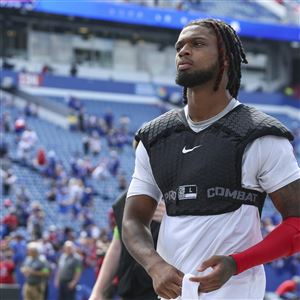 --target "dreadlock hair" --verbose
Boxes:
[182,18,248,104]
